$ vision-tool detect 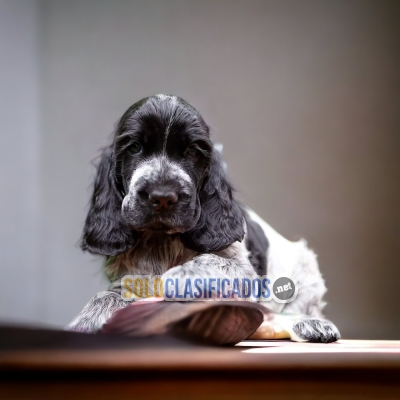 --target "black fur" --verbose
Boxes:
[243,213,269,275]
[181,150,245,253]
[81,147,136,256]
